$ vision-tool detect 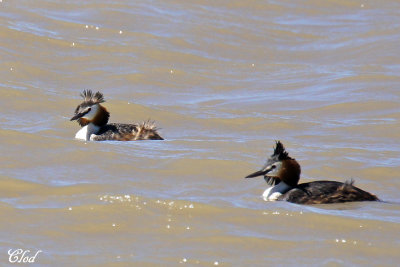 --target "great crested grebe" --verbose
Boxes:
[246,141,378,204]
[70,90,163,141]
